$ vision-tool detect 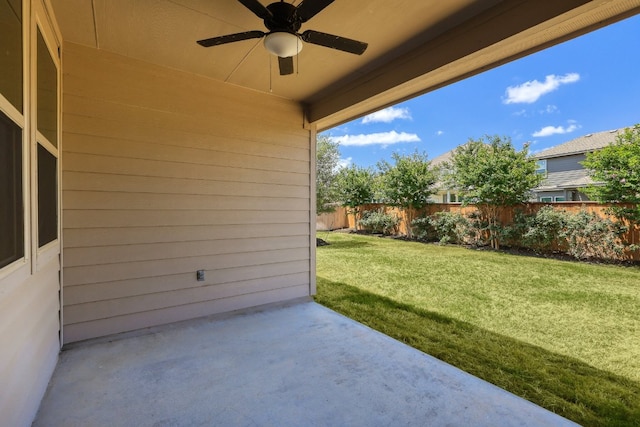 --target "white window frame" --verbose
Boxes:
[1,0,62,281]
[0,0,30,282]
[535,159,547,176]
[539,196,553,203]
[31,1,61,271]
[554,196,566,202]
